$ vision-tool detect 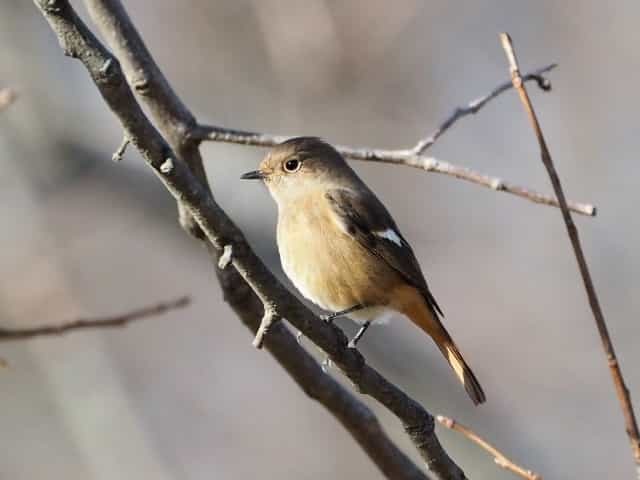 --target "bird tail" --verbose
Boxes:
[436,337,486,405]
[401,292,486,405]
